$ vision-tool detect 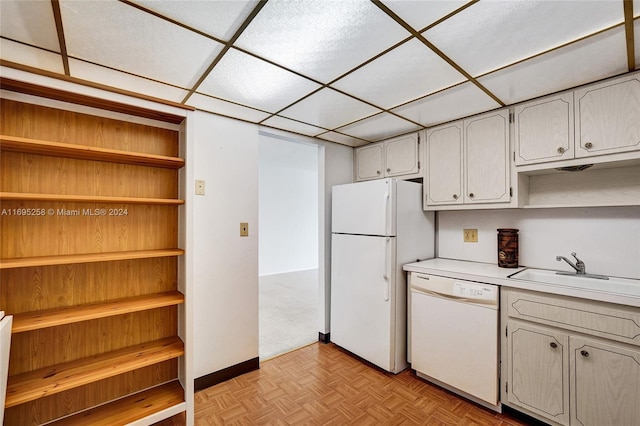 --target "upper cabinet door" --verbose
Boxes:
[384,134,419,177]
[425,122,464,206]
[575,74,640,158]
[355,143,384,181]
[464,109,510,204]
[515,93,574,165]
